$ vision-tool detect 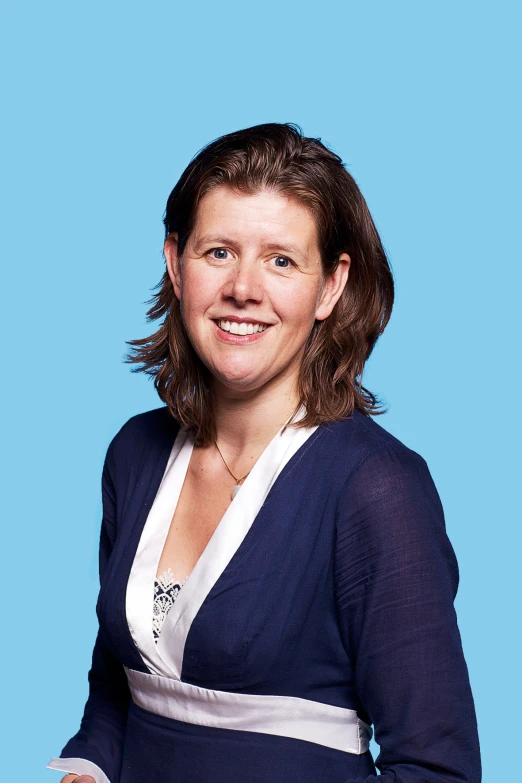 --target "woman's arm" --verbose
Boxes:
[47,435,131,783]
[335,445,481,783]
